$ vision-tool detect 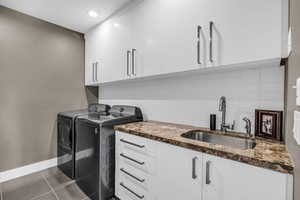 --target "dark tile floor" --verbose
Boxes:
[0,167,90,200]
